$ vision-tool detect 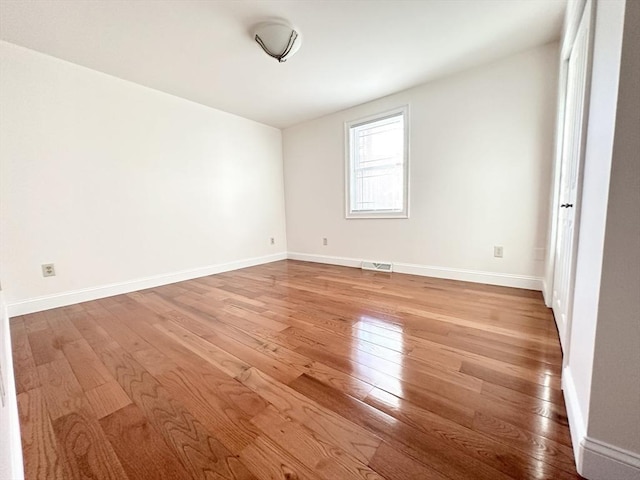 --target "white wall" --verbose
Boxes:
[586,0,639,463]
[0,290,24,480]
[561,0,640,478]
[283,43,559,289]
[0,41,287,314]
[563,0,623,450]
